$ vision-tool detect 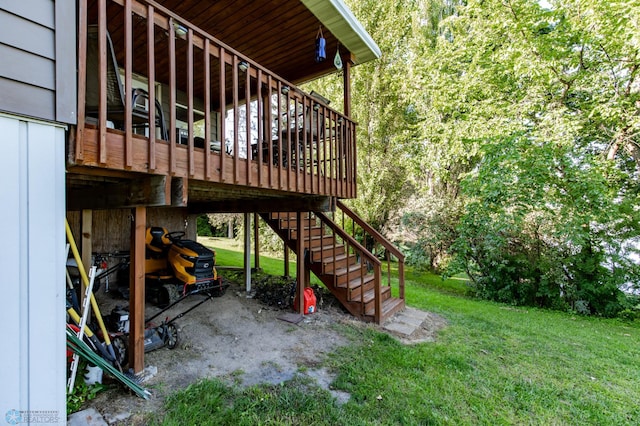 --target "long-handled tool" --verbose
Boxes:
[67,265,97,393]
[65,219,120,368]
